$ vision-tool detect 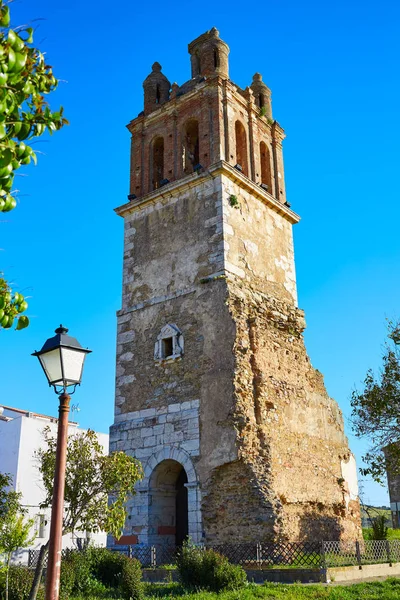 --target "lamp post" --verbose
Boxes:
[32,325,91,600]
